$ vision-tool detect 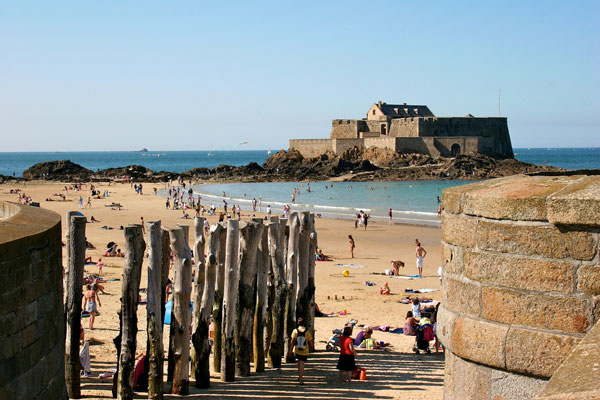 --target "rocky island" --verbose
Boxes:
[14,147,564,183]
